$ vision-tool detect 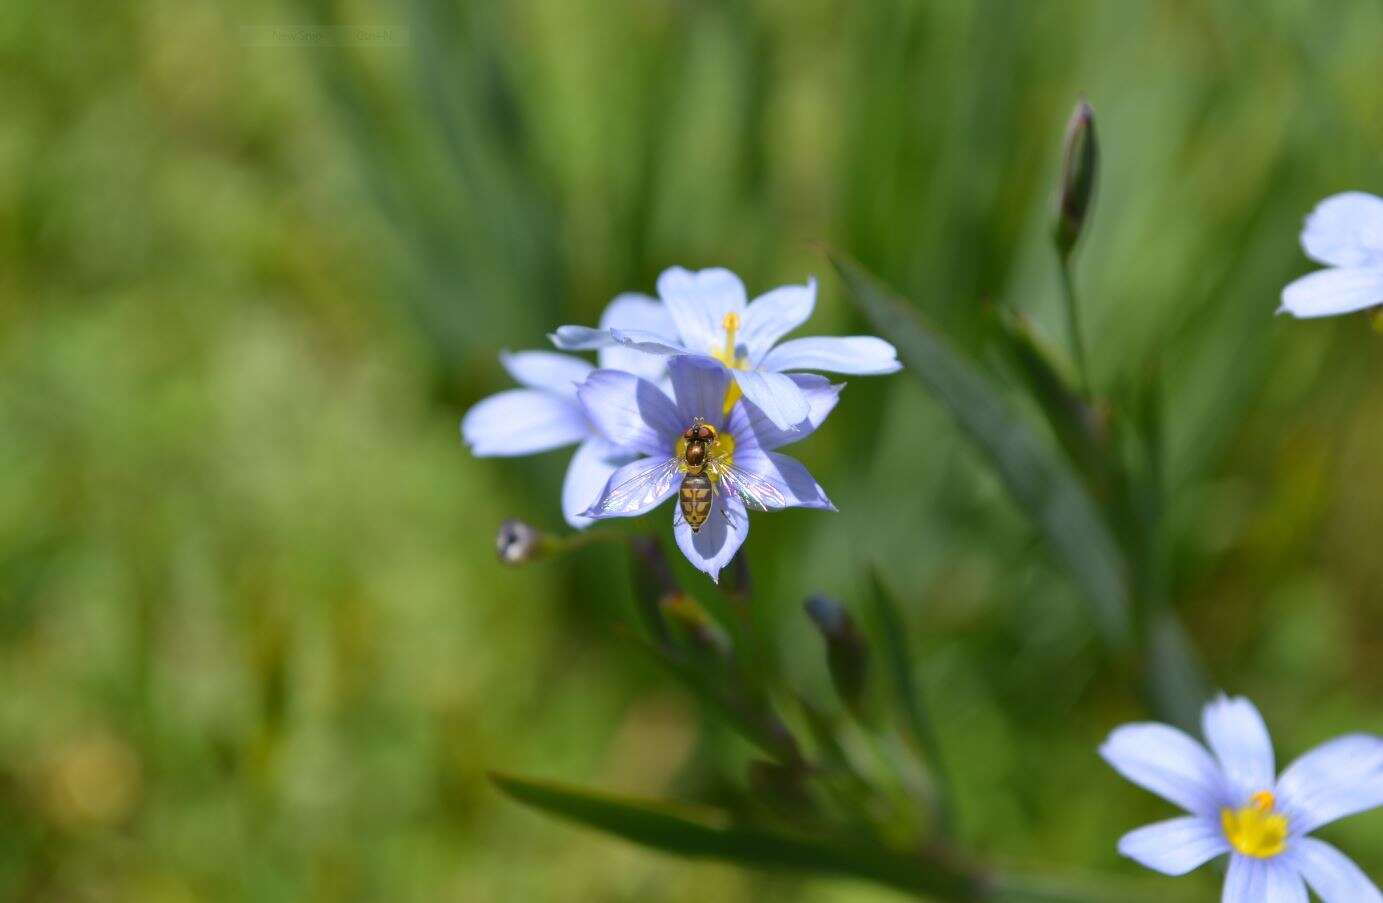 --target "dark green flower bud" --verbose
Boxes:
[804,594,870,718]
[1053,99,1098,261]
